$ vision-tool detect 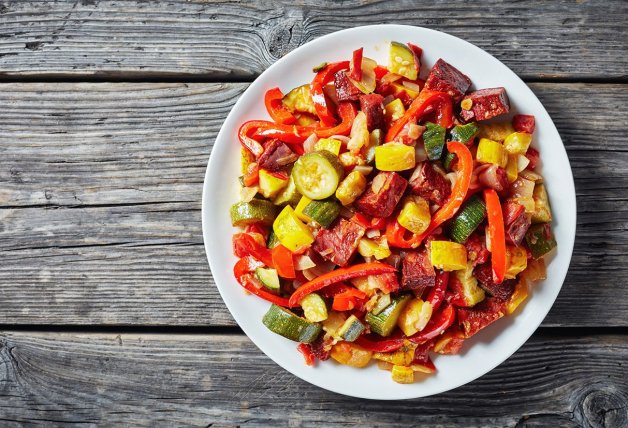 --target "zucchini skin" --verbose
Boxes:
[448,195,487,243]
[423,122,446,161]
[302,199,341,228]
[230,200,277,227]
[366,294,412,337]
[262,304,322,343]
